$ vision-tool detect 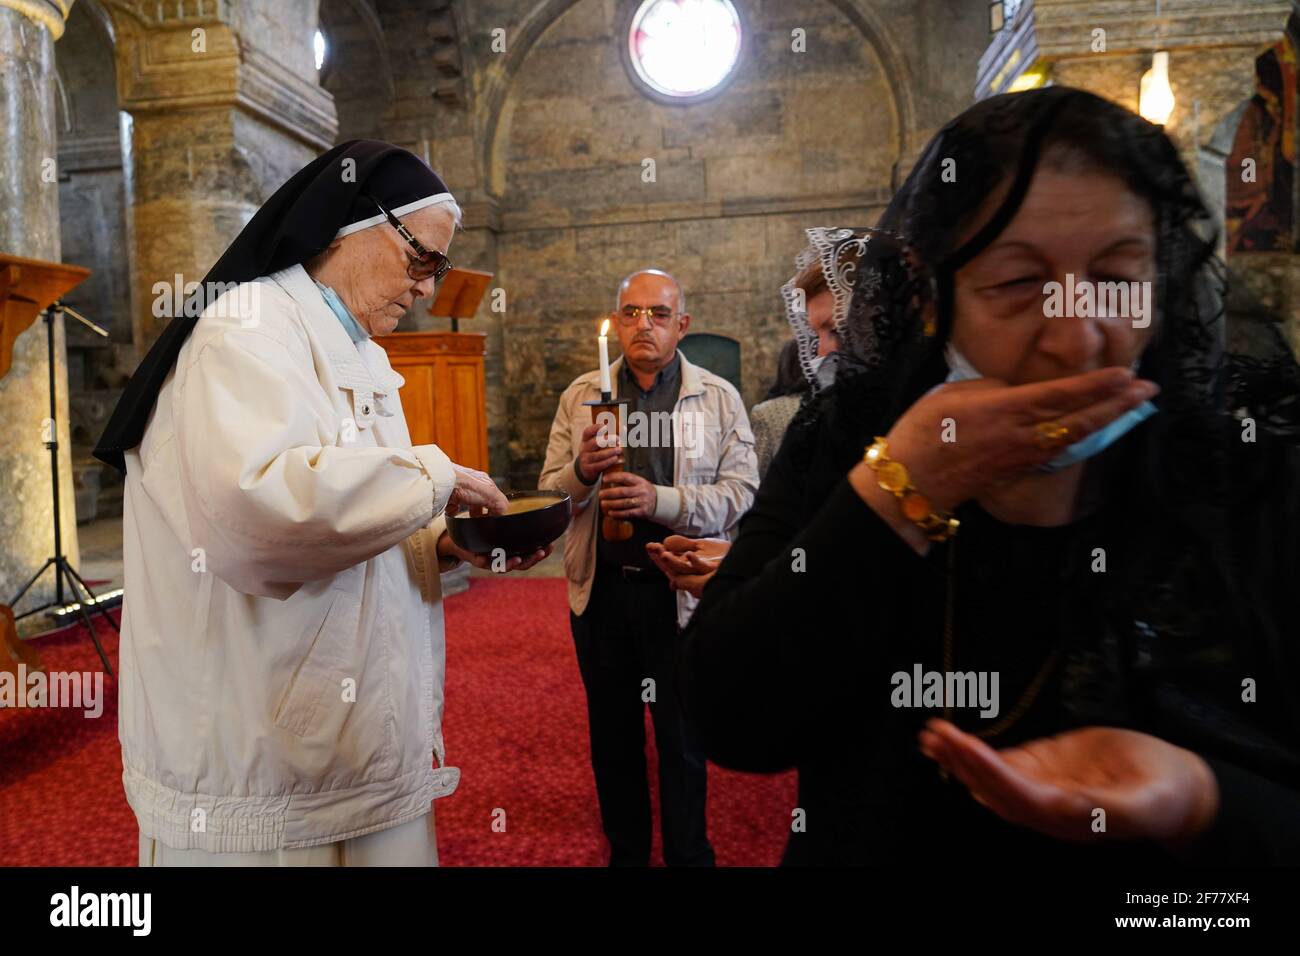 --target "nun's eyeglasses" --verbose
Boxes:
[367,195,454,282]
